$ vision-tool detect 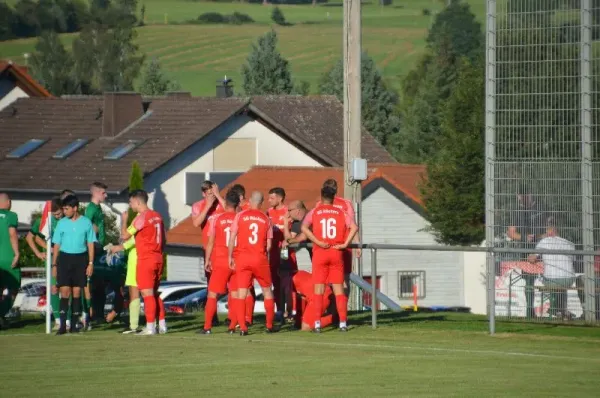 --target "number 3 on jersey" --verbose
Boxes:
[320,218,336,239]
[248,223,258,244]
